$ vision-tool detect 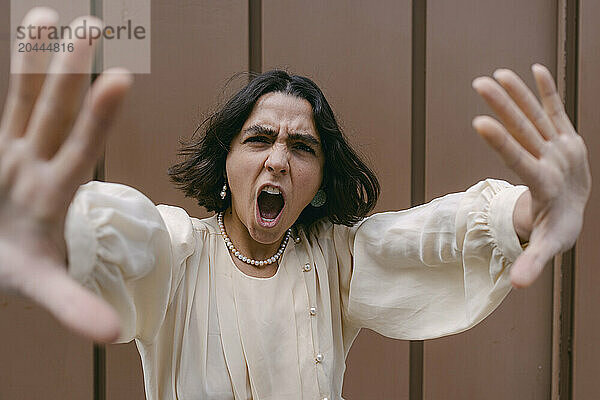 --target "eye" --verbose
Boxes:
[294,143,316,154]
[244,135,271,144]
